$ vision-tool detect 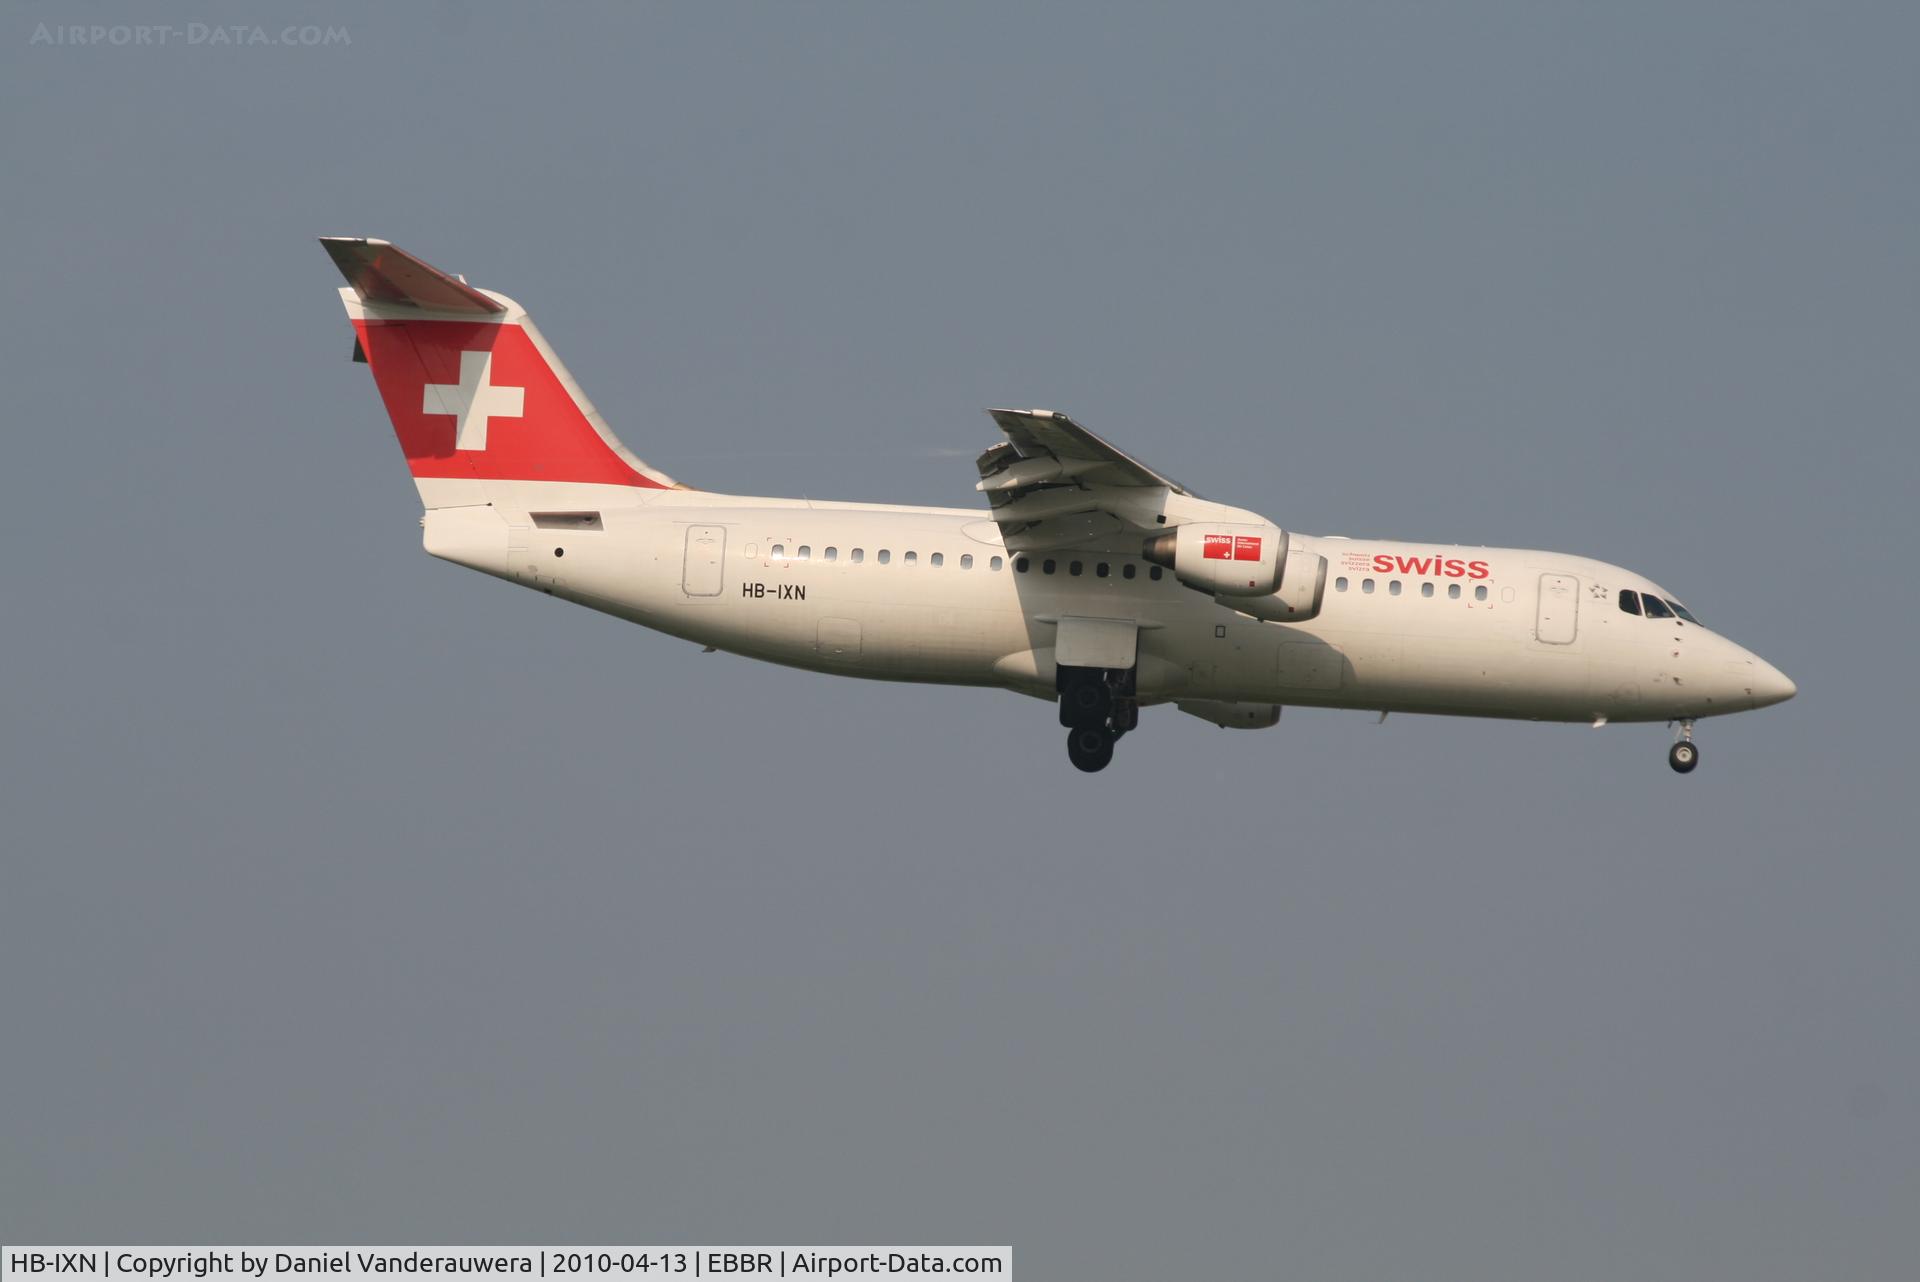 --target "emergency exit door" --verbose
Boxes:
[1536,572,1579,645]
[683,525,726,596]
